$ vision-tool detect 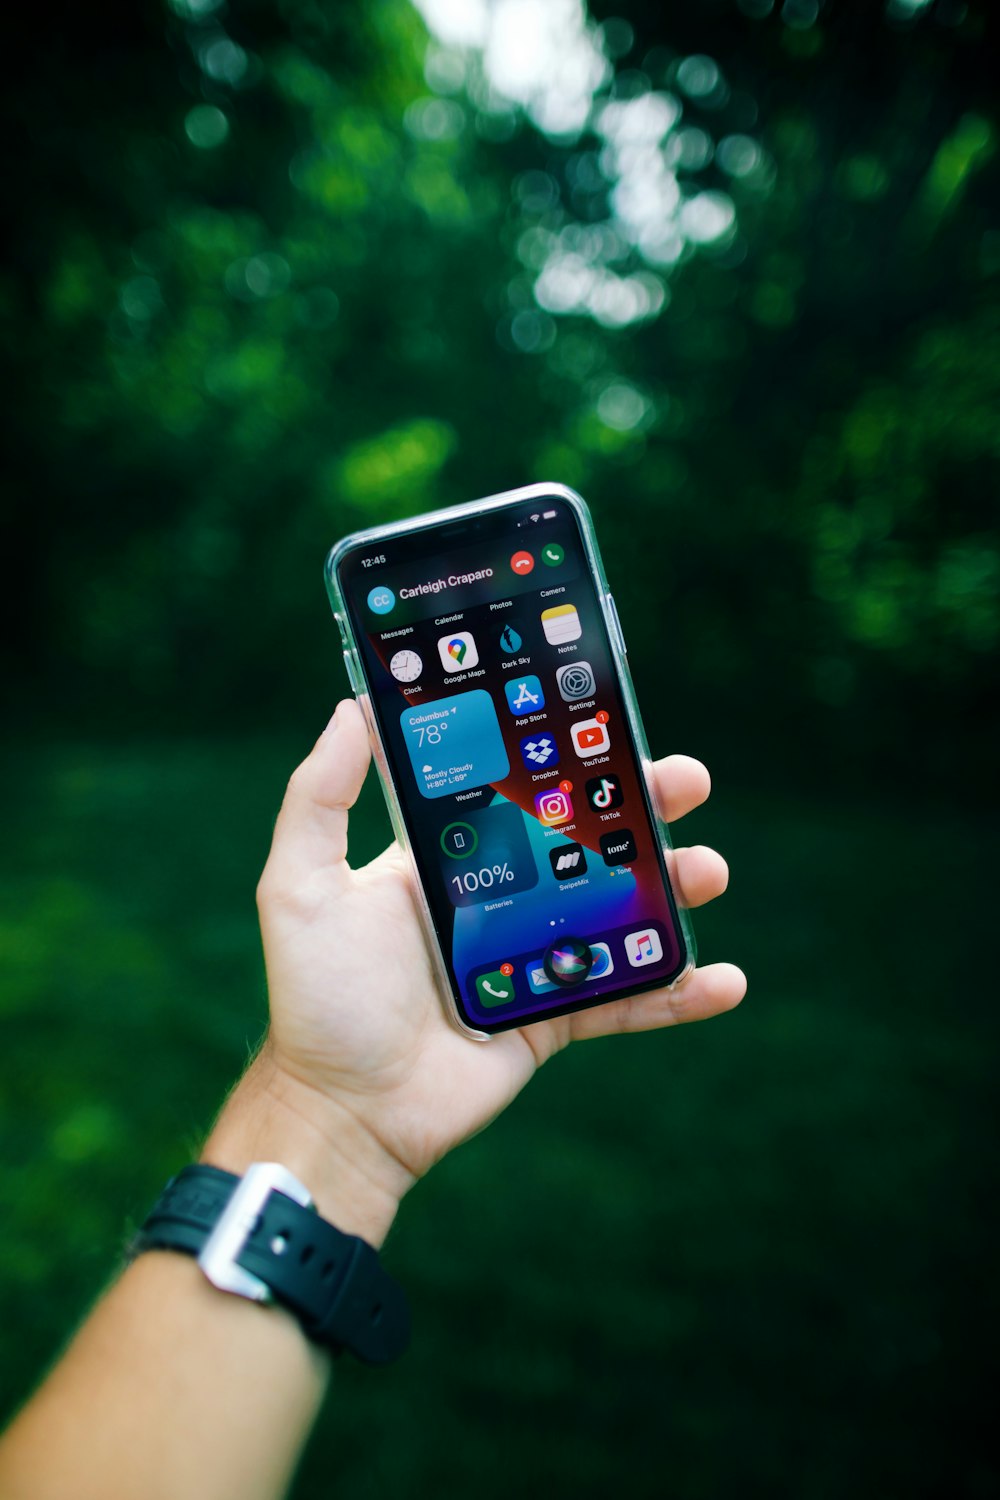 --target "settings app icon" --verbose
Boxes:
[556,661,596,702]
